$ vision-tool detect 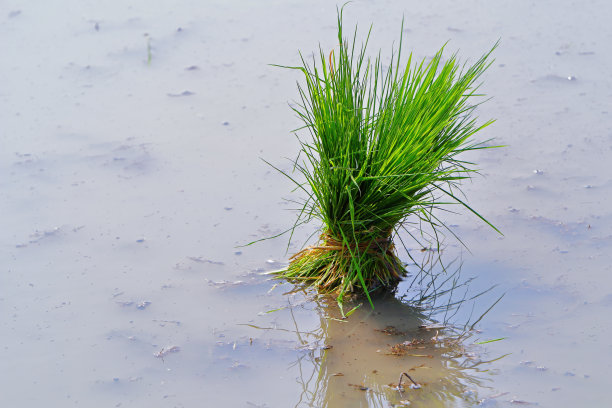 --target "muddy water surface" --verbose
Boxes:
[2,1,612,407]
